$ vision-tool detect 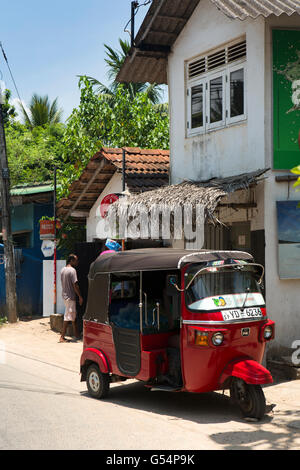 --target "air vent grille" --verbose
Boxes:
[188,57,206,79]
[207,49,226,71]
[188,40,246,80]
[228,41,247,63]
